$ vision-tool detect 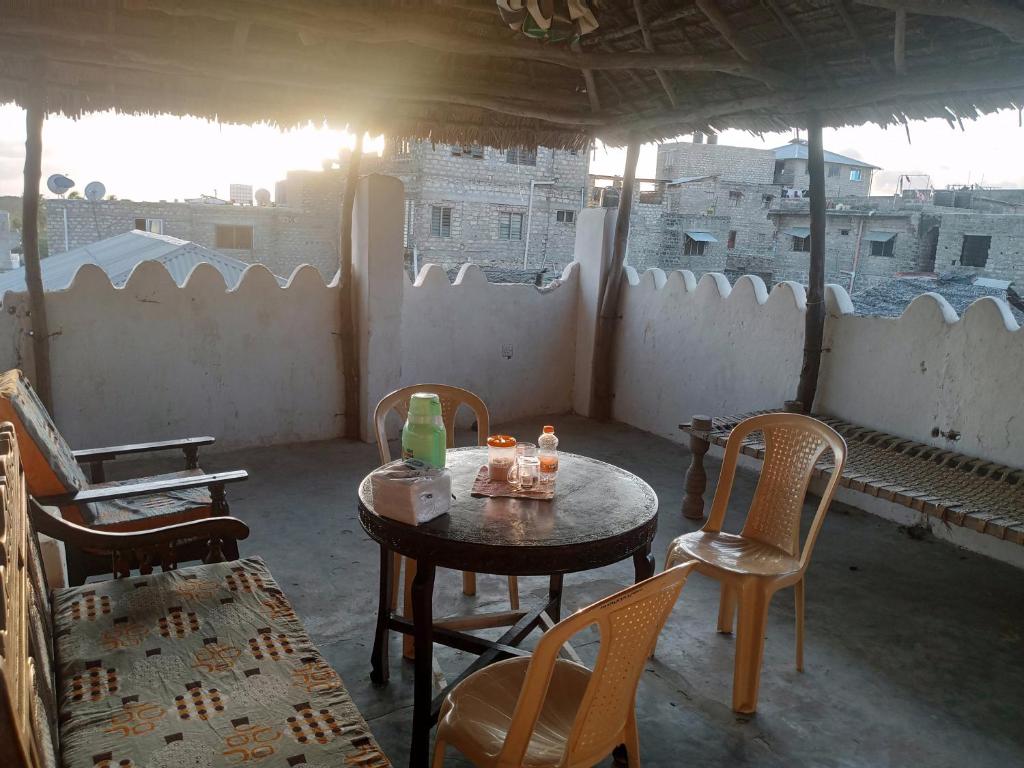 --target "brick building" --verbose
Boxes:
[46,140,590,282]
[376,139,589,275]
[612,136,1024,291]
